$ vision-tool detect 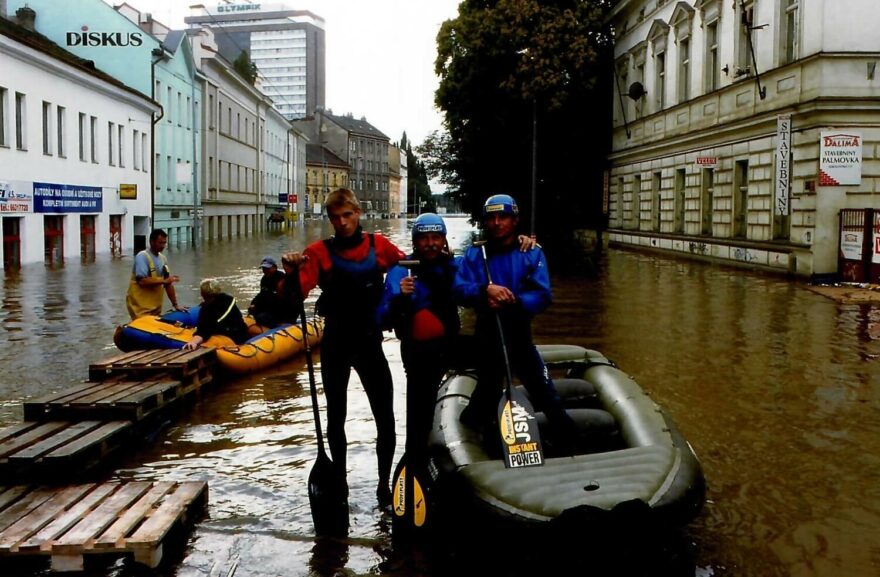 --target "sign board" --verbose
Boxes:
[33,182,102,213]
[774,115,791,215]
[119,183,137,199]
[840,230,863,260]
[278,193,288,203]
[696,156,718,168]
[0,181,32,213]
[820,131,862,186]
